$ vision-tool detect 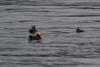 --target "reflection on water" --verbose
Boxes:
[0,0,100,67]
